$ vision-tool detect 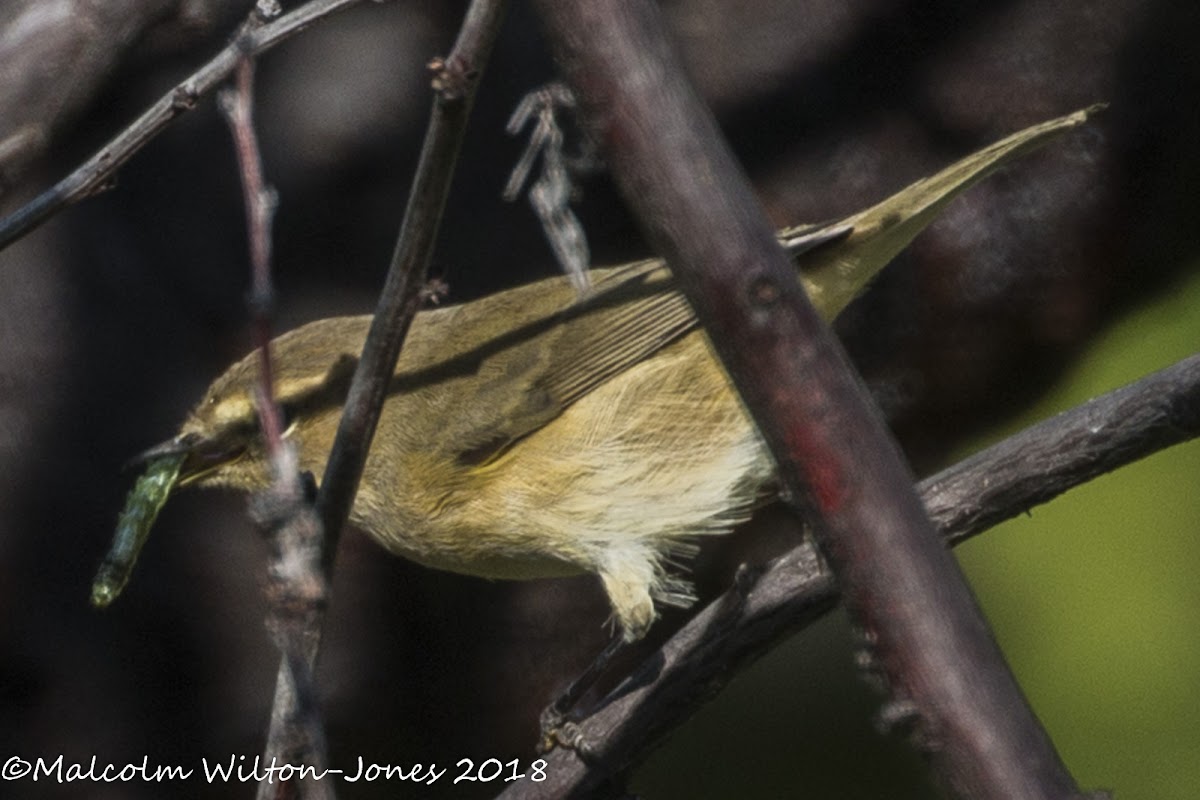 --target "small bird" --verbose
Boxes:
[95,108,1095,655]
